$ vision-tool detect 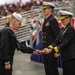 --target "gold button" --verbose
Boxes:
[59,40,61,42]
[44,41,46,43]
[44,32,46,34]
